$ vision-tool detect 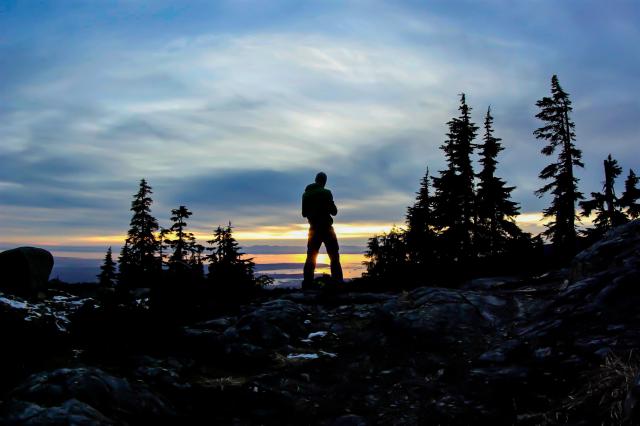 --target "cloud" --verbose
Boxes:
[0,0,638,250]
